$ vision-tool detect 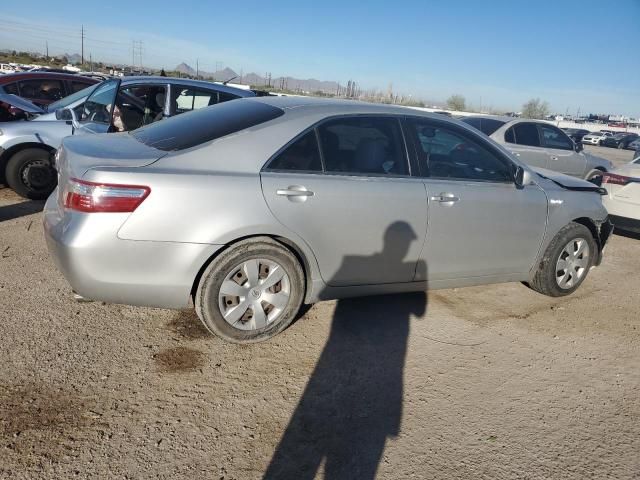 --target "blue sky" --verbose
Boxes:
[1,0,639,115]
